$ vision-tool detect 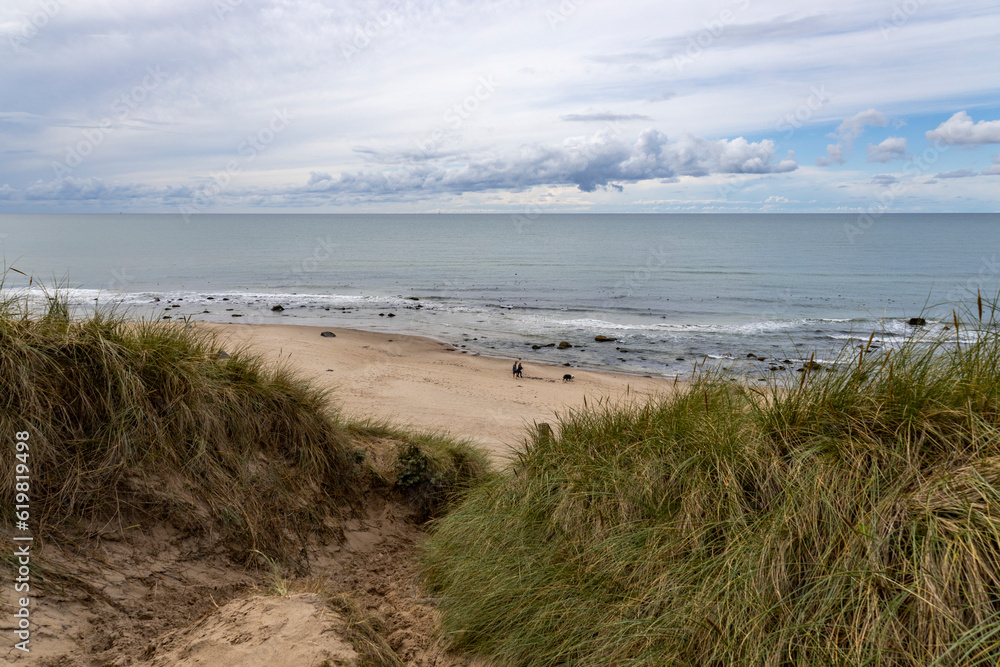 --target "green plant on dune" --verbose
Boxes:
[422,300,1000,666]
[348,419,492,520]
[0,286,364,563]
